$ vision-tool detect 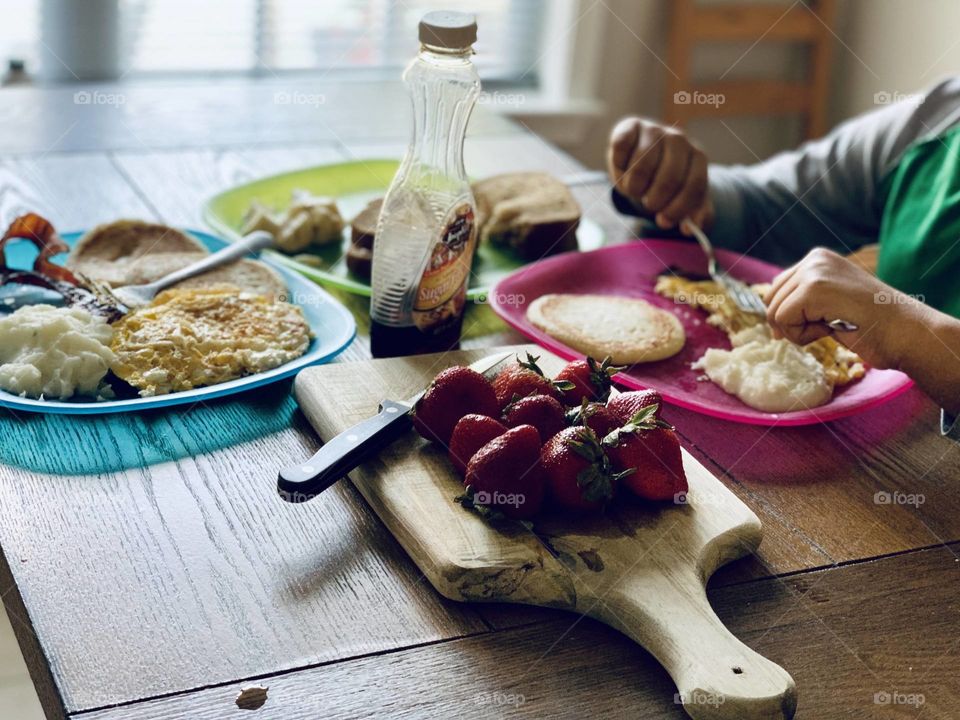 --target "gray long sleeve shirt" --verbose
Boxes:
[708,78,960,267]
